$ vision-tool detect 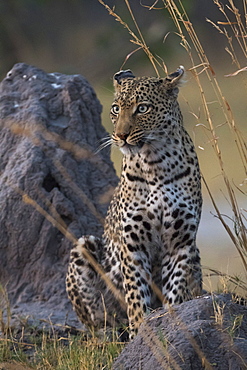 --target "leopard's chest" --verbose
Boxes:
[114,146,191,211]
[104,140,200,246]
